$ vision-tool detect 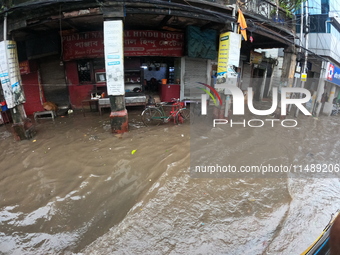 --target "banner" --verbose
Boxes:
[124,30,184,57]
[0,41,25,108]
[62,31,104,61]
[250,51,263,64]
[216,32,241,91]
[62,30,184,61]
[19,60,31,74]
[104,20,125,96]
